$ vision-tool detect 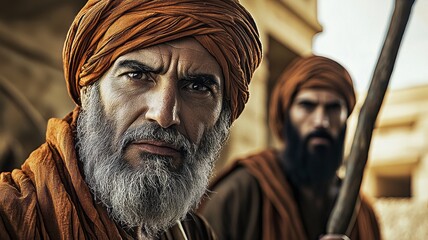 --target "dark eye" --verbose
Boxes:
[181,75,218,96]
[187,82,209,92]
[126,71,148,81]
[118,60,155,83]
[326,103,342,112]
